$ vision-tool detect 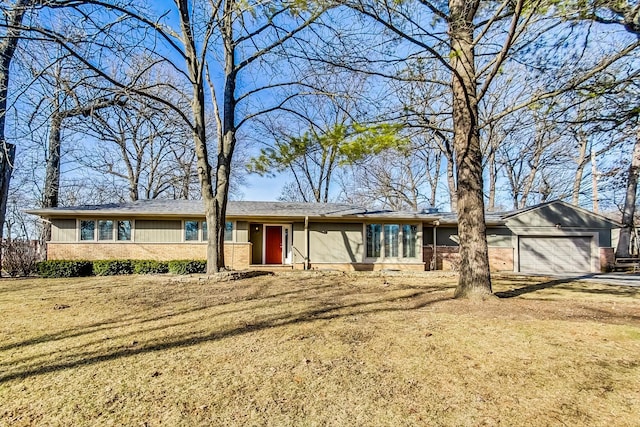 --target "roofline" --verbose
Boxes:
[501,199,622,226]
[25,209,444,222]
